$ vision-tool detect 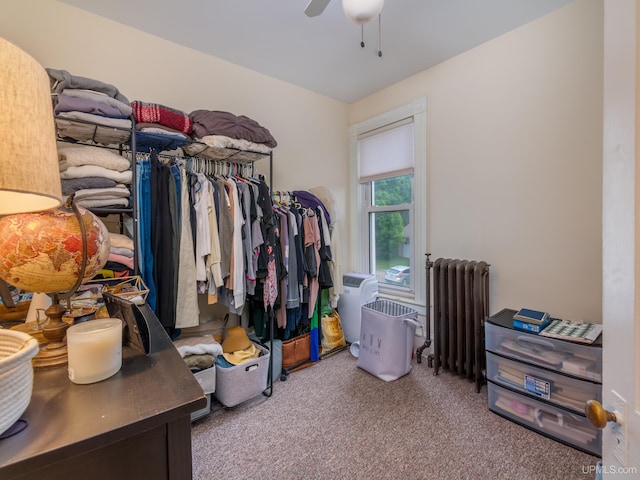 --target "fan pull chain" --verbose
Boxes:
[356,14,382,58]
[377,14,382,57]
